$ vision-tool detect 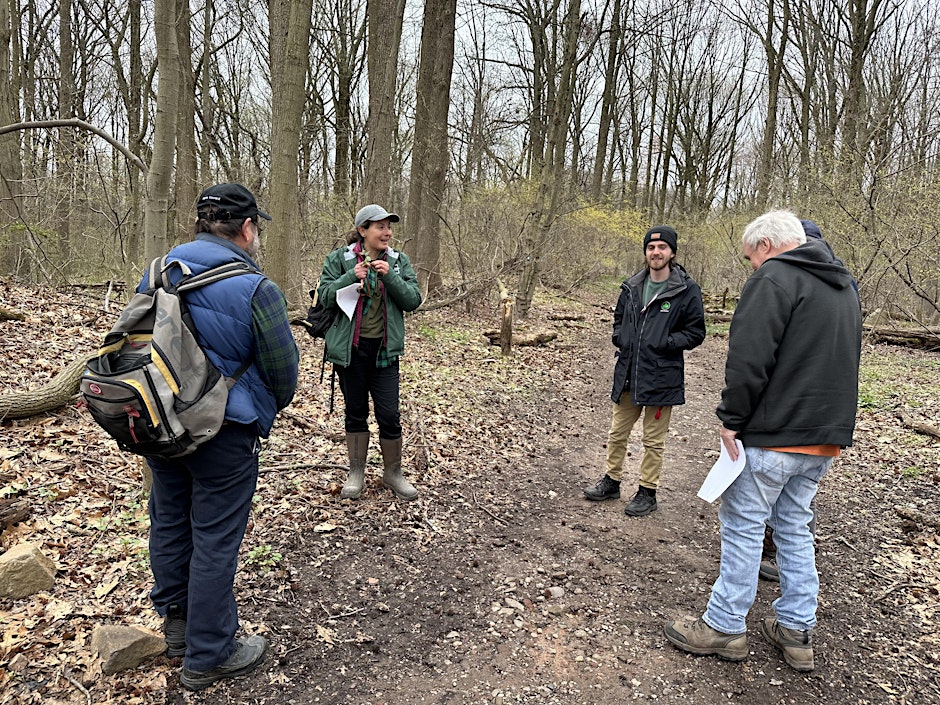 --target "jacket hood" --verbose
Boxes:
[625,262,691,292]
[766,239,855,291]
